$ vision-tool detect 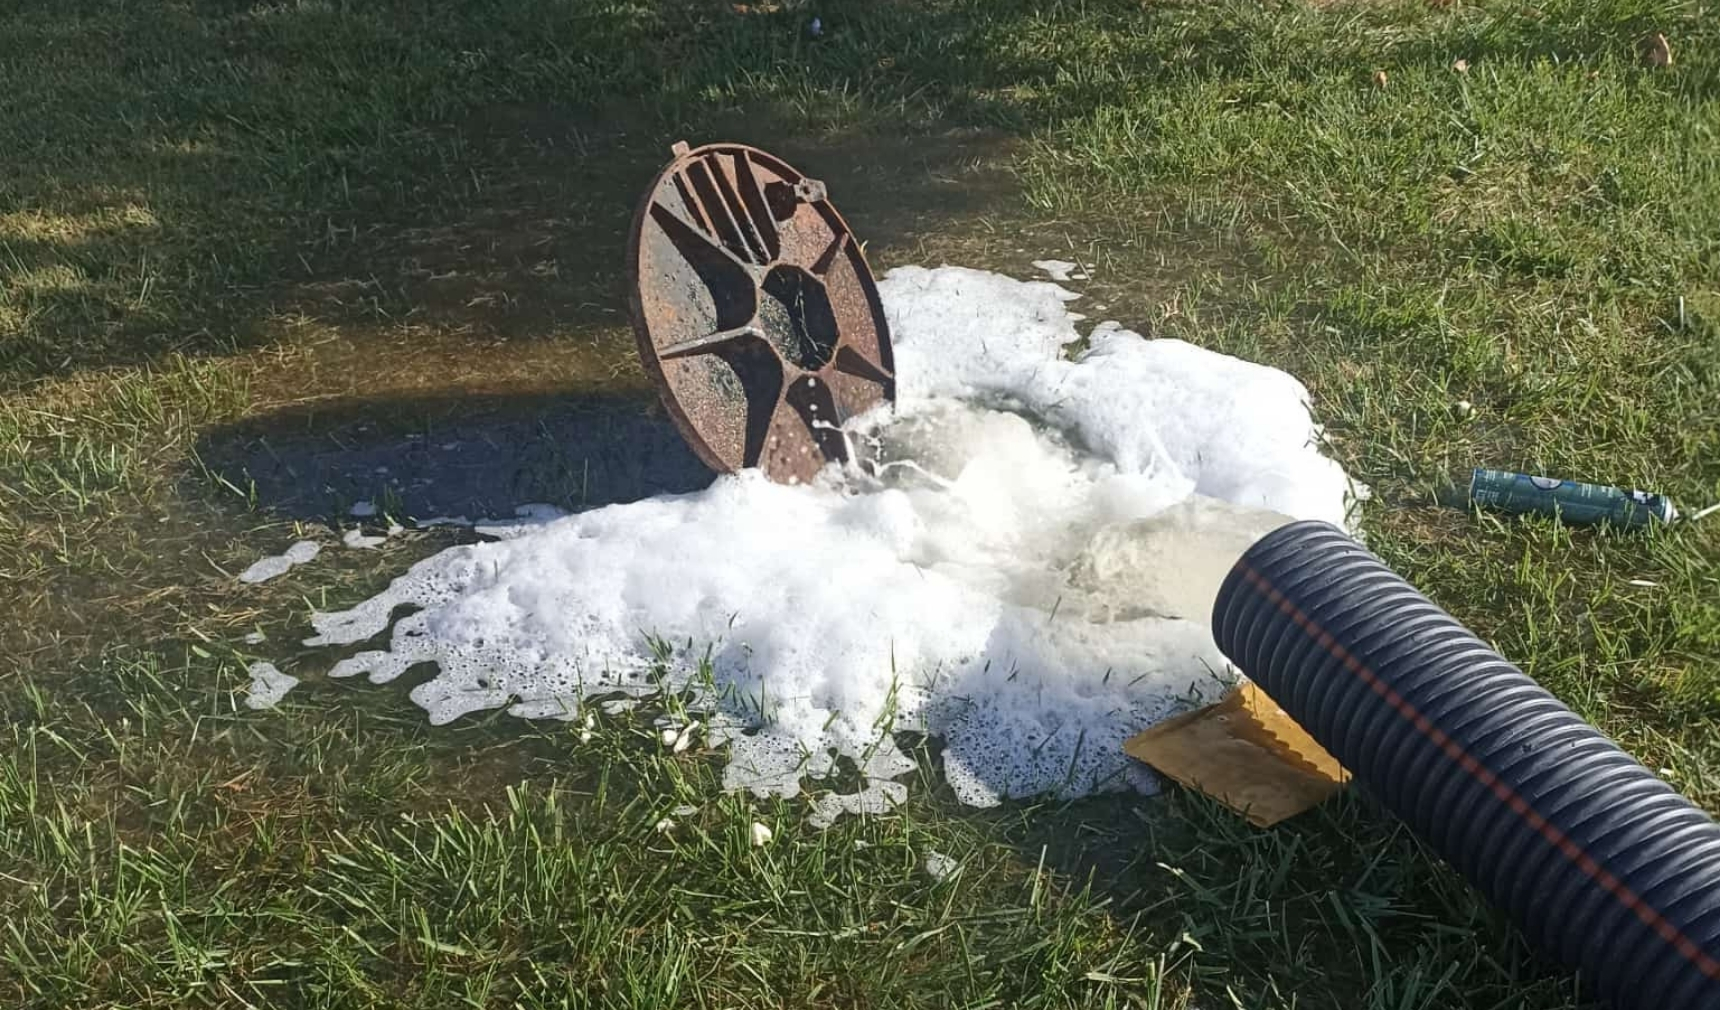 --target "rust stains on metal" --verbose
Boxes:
[627,141,896,485]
